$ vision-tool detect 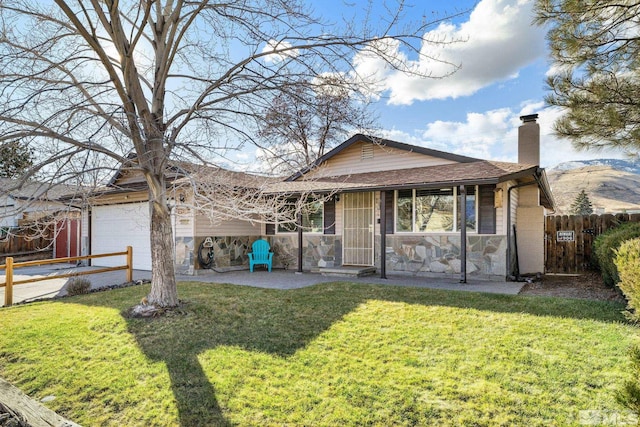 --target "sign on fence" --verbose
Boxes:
[545,213,640,274]
[556,231,575,242]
